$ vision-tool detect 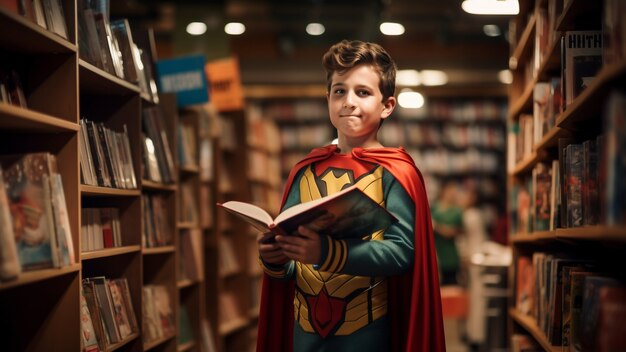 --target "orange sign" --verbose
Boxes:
[205,56,244,112]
